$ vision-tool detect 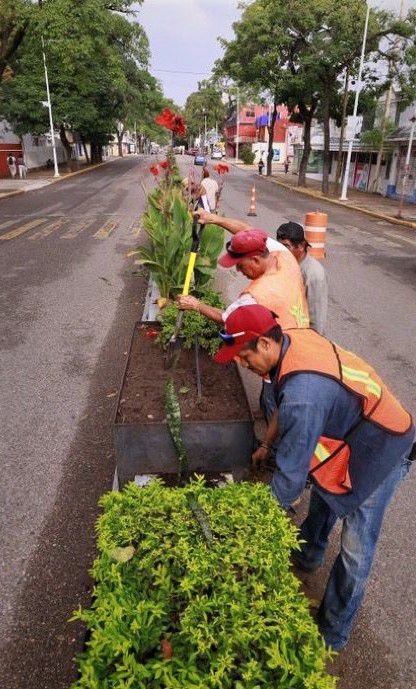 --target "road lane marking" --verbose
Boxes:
[60,221,91,239]
[0,218,47,241]
[28,218,67,240]
[388,232,416,247]
[93,220,118,240]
